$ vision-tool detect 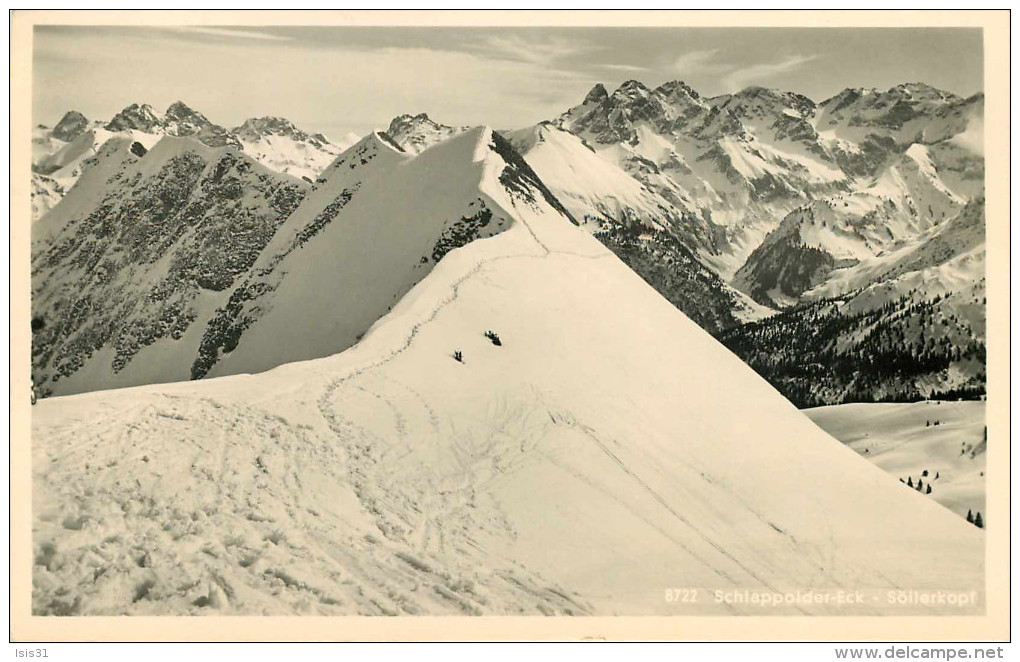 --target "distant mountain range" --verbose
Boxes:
[31,101,359,220]
[30,80,985,405]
